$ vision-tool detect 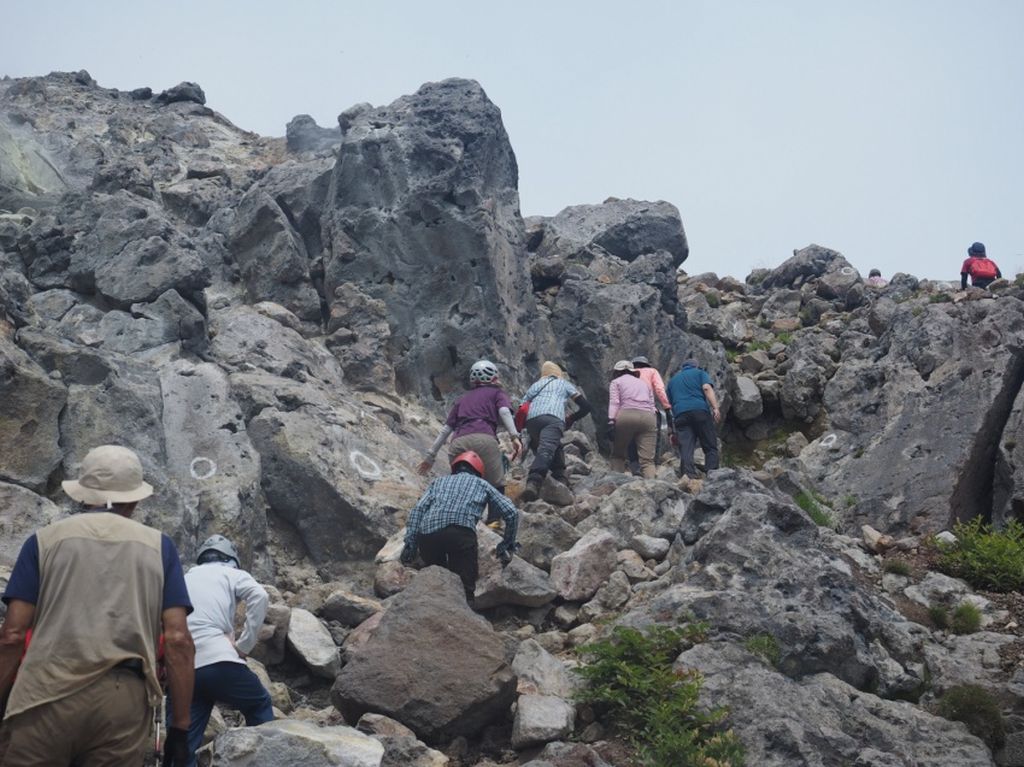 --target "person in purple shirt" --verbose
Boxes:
[607,360,658,478]
[418,360,523,494]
